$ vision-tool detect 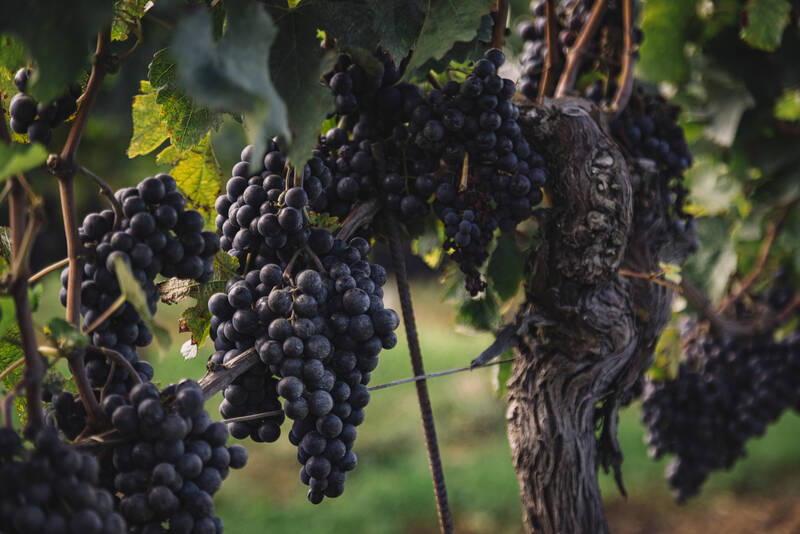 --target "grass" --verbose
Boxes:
[31,276,800,533]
